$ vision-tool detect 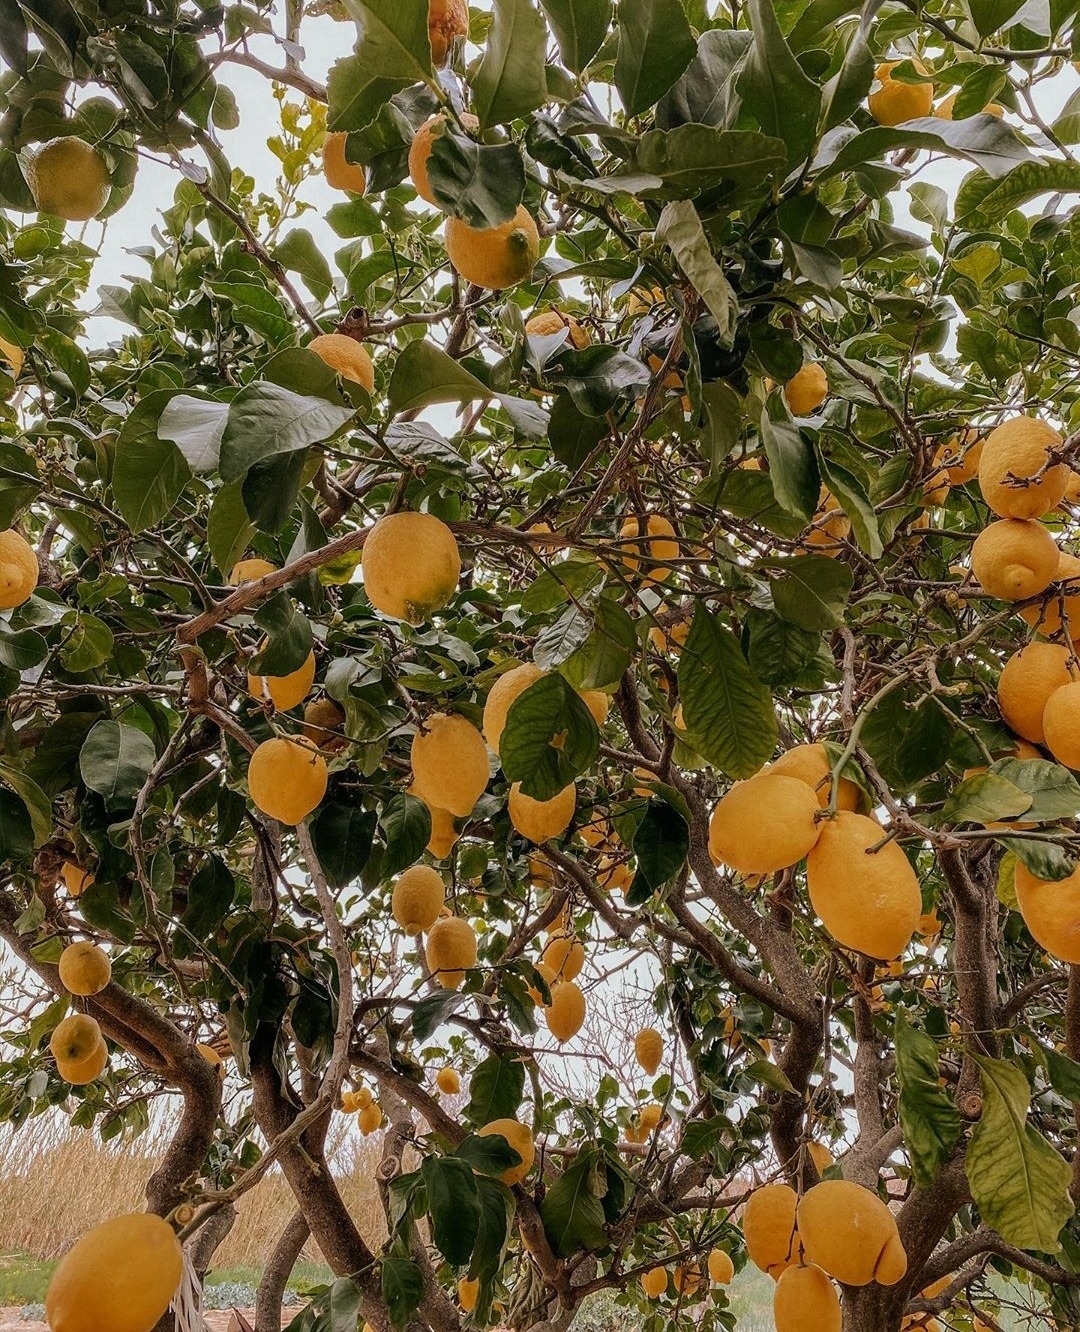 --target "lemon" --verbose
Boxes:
[997,642,1074,744]
[641,1267,668,1298]
[773,1263,840,1332]
[362,511,461,623]
[307,332,374,391]
[445,206,540,290]
[57,942,111,996]
[796,1179,907,1286]
[1018,550,1080,637]
[391,864,445,936]
[411,712,489,817]
[322,132,366,195]
[634,1027,663,1076]
[247,648,316,712]
[978,416,1068,519]
[970,518,1059,601]
[767,743,861,812]
[424,914,477,989]
[743,1183,801,1279]
[526,309,591,348]
[435,1066,460,1094]
[0,529,38,609]
[409,111,480,205]
[708,774,822,876]
[783,364,828,416]
[428,0,468,65]
[617,513,679,585]
[482,662,546,754]
[509,782,576,842]
[545,979,586,1042]
[478,1118,534,1185]
[50,1014,101,1064]
[1015,860,1080,963]
[707,1248,734,1285]
[247,737,328,825]
[23,137,111,221]
[868,61,934,126]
